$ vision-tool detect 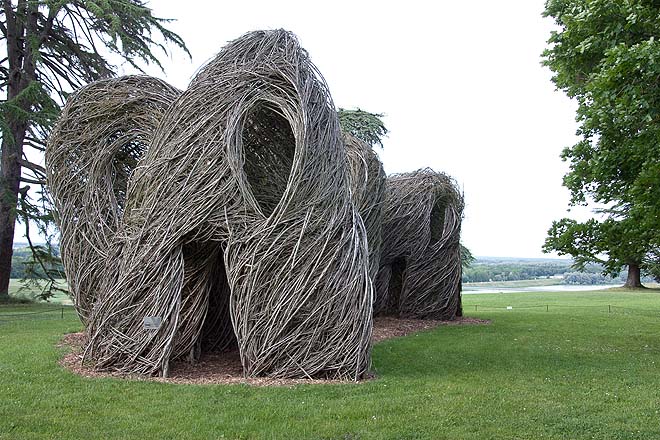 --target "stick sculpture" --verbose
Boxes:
[47,30,373,380]
[374,169,464,320]
[46,75,180,324]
